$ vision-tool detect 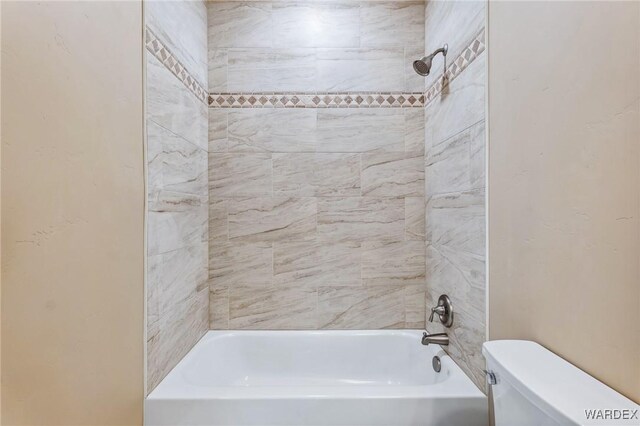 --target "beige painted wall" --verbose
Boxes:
[1,1,144,424]
[488,1,640,403]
